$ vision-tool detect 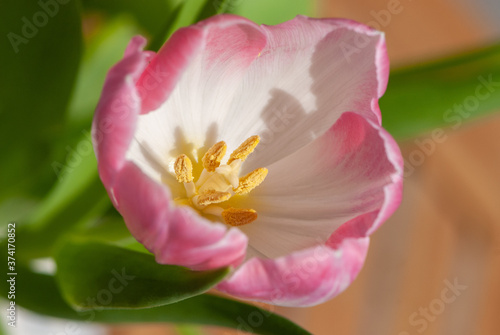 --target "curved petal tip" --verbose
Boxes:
[218,237,369,307]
